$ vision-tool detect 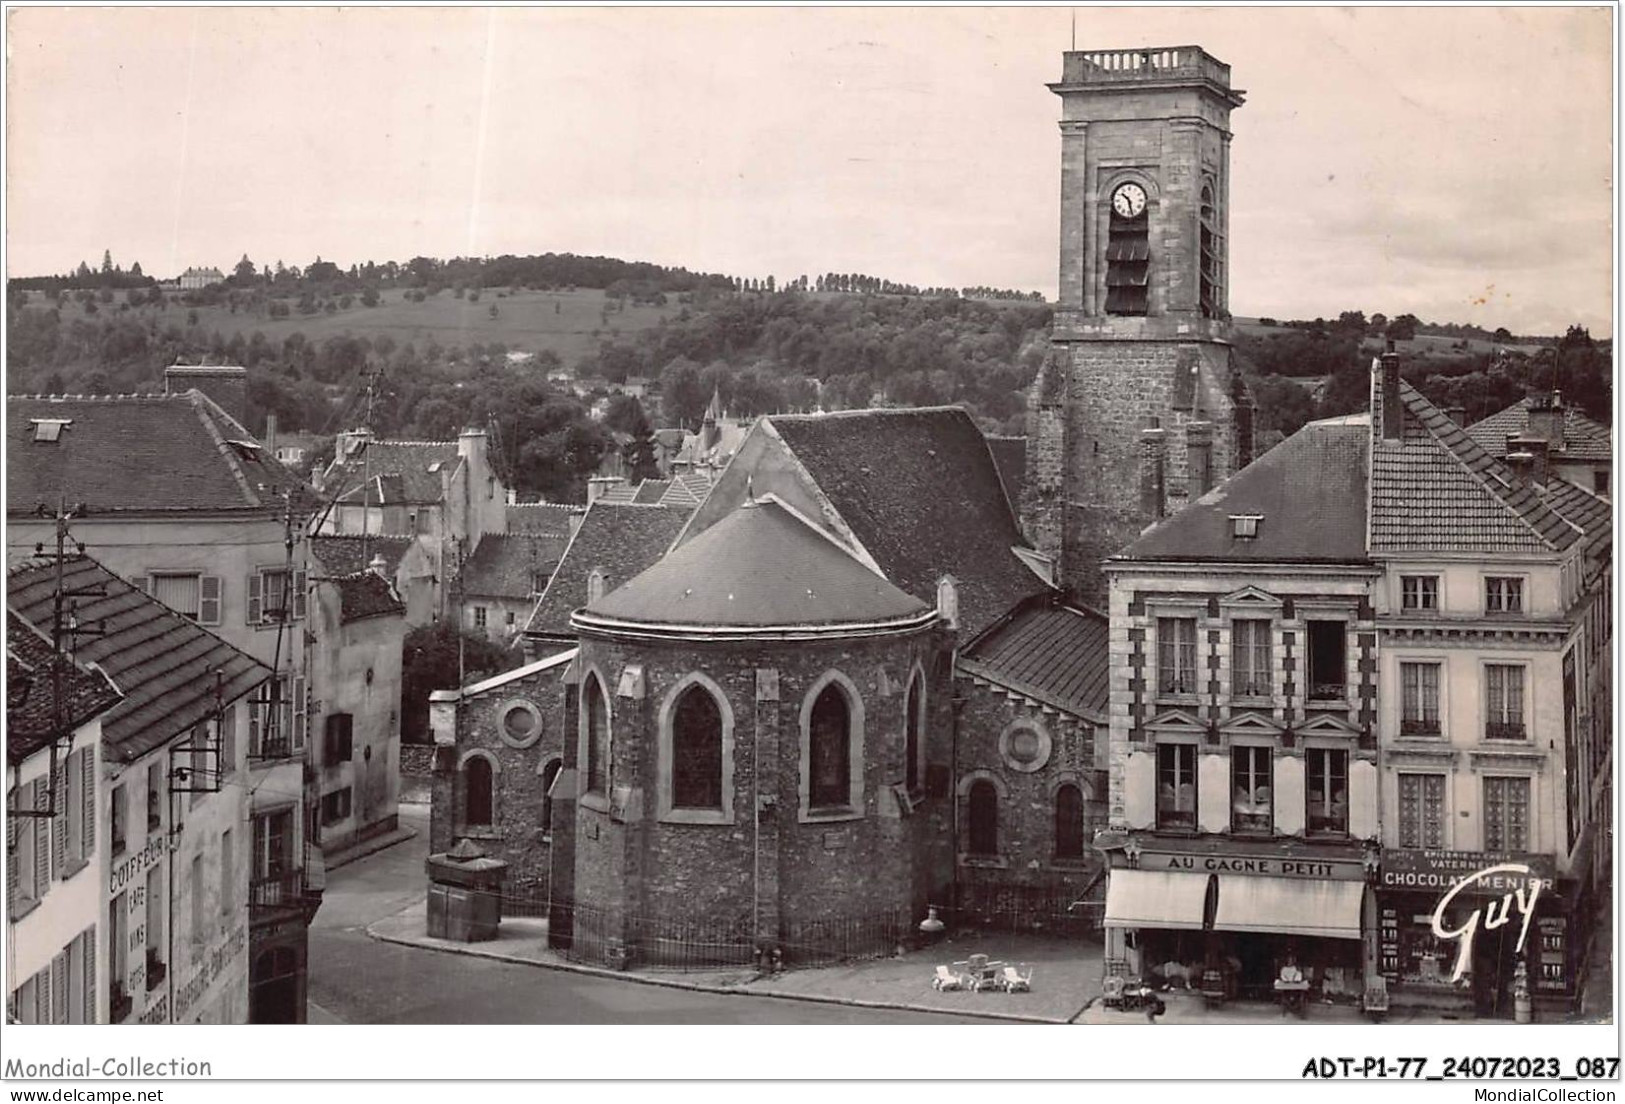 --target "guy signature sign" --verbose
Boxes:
[1430,863,1542,982]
